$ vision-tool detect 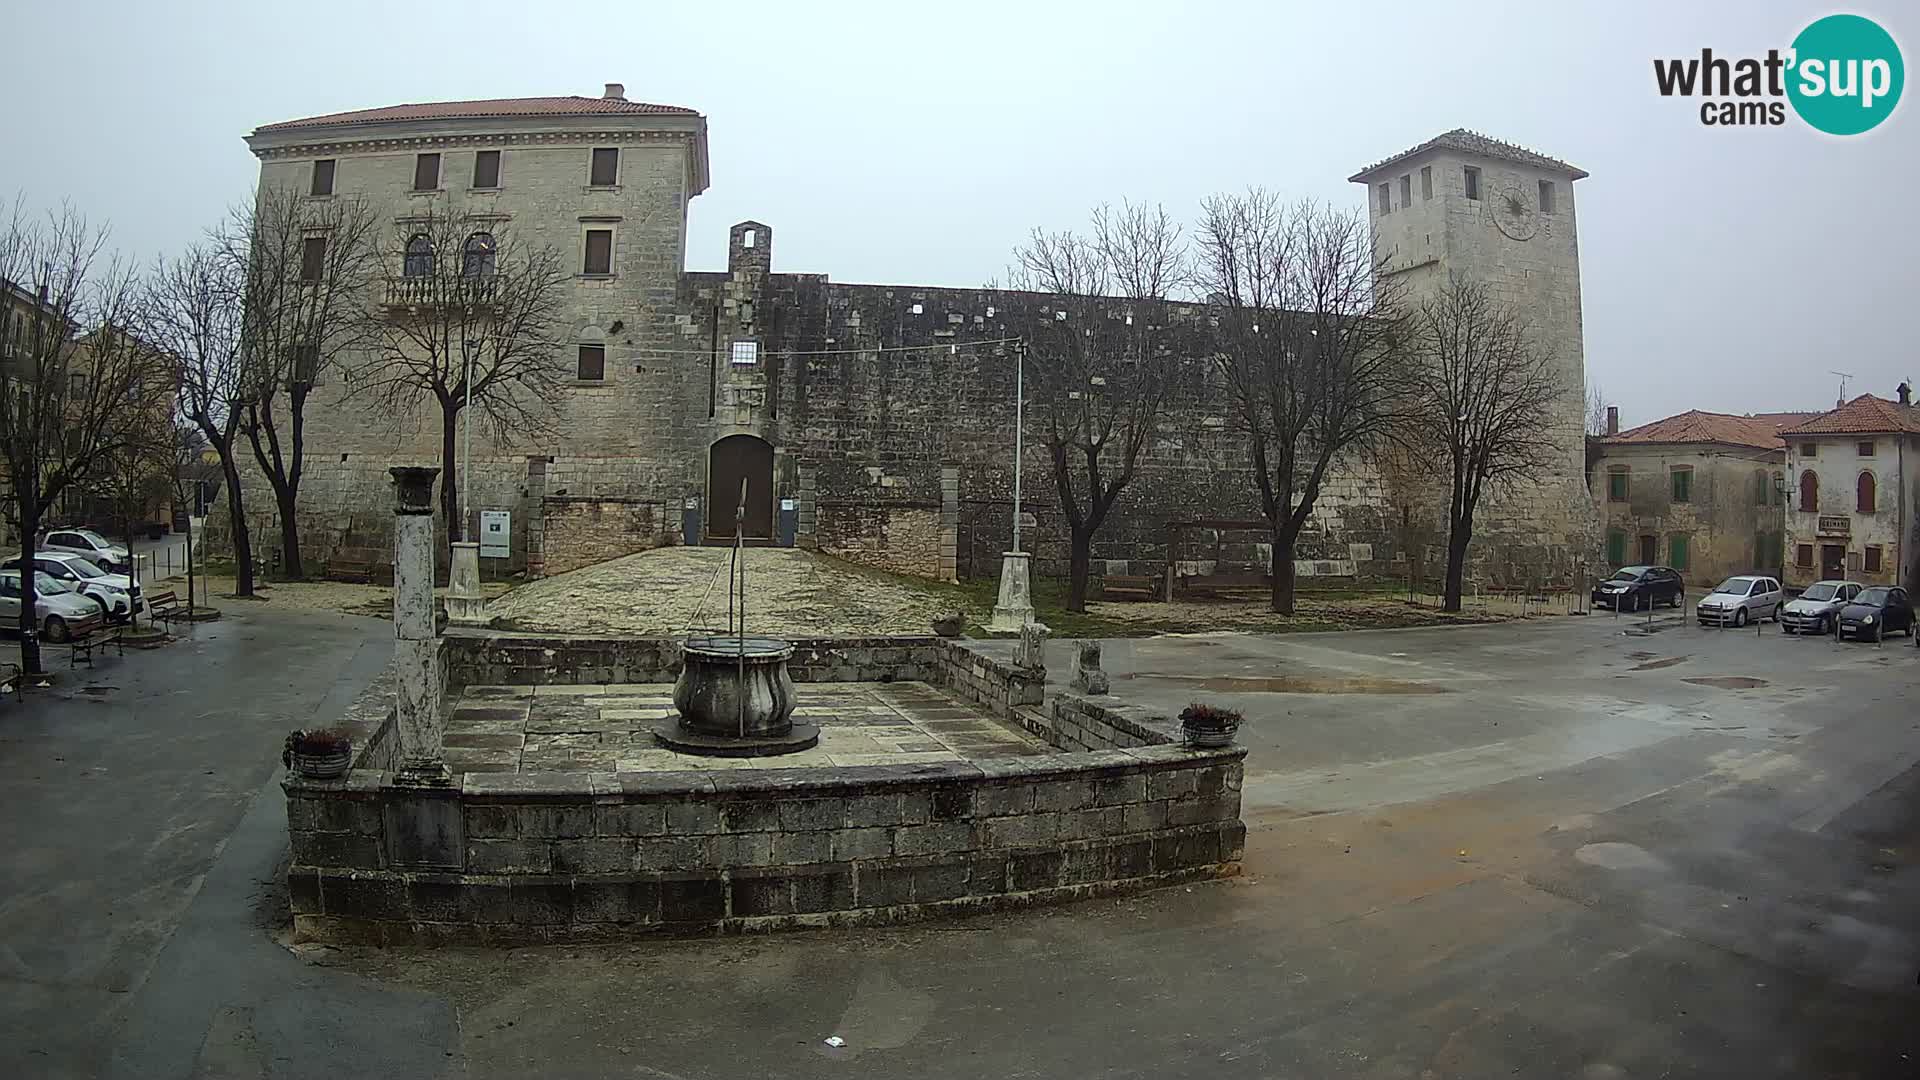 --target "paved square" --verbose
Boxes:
[441,681,1051,774]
